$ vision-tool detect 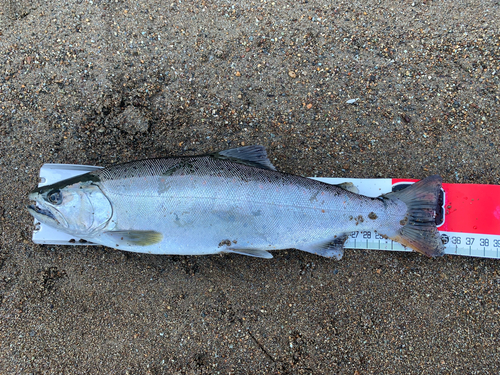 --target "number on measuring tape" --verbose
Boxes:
[480,238,489,247]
